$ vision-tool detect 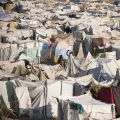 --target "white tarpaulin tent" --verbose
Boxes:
[58,93,115,120]
[12,79,74,118]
